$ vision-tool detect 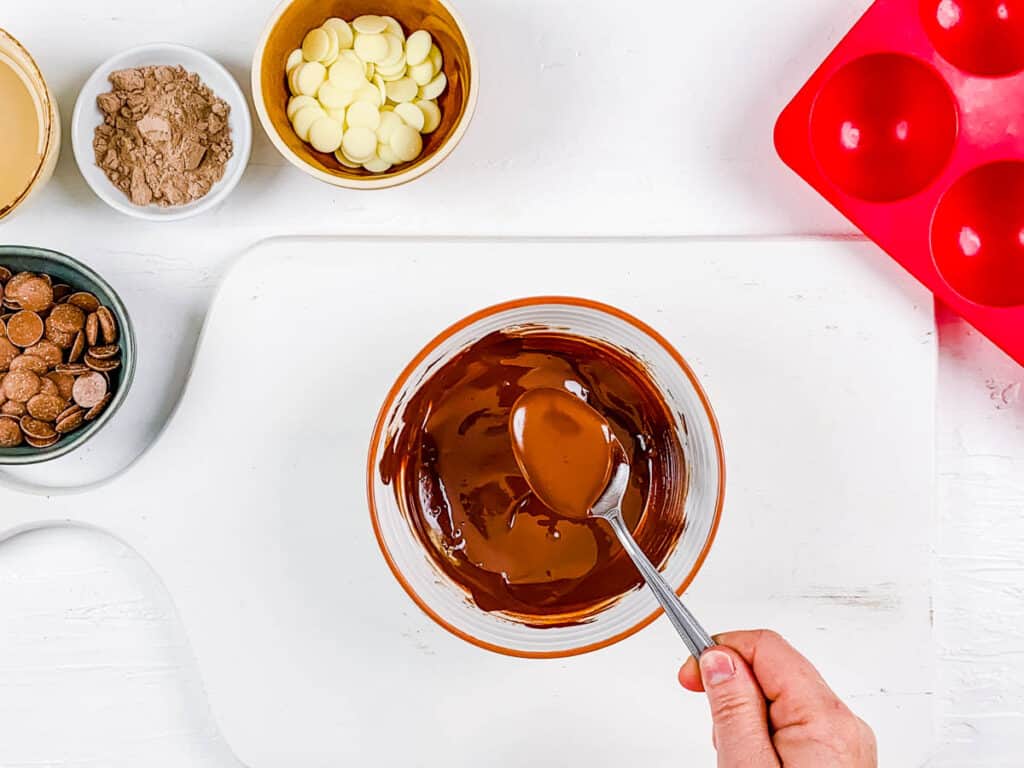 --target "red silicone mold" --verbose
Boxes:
[776,0,1024,363]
